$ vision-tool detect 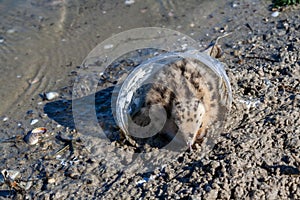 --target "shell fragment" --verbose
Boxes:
[23,127,47,145]
[44,92,60,101]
